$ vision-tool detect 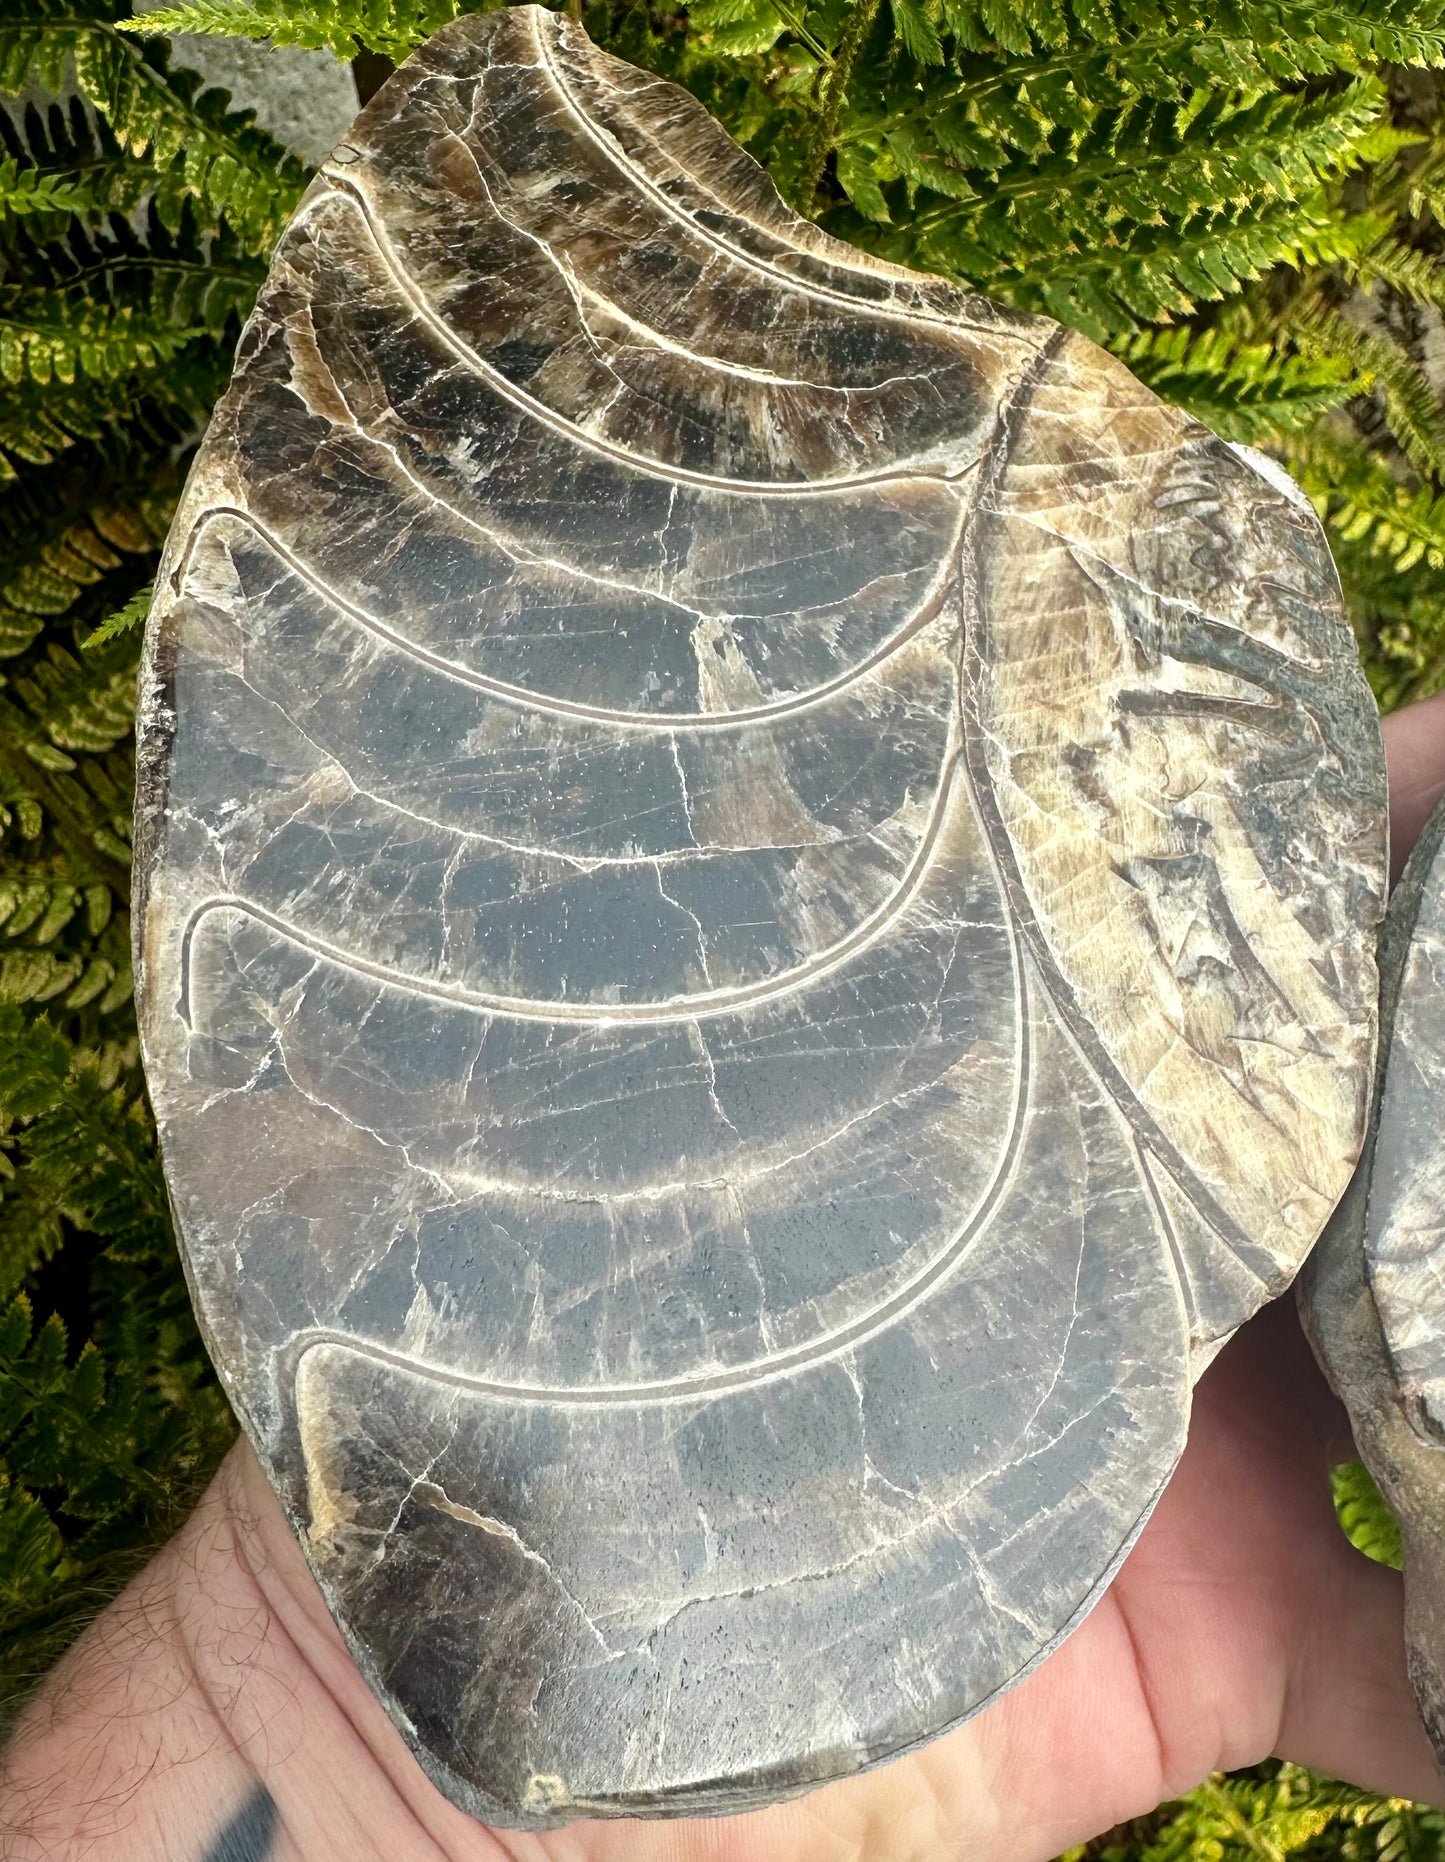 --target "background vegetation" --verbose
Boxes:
[1,0,1444,1851]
